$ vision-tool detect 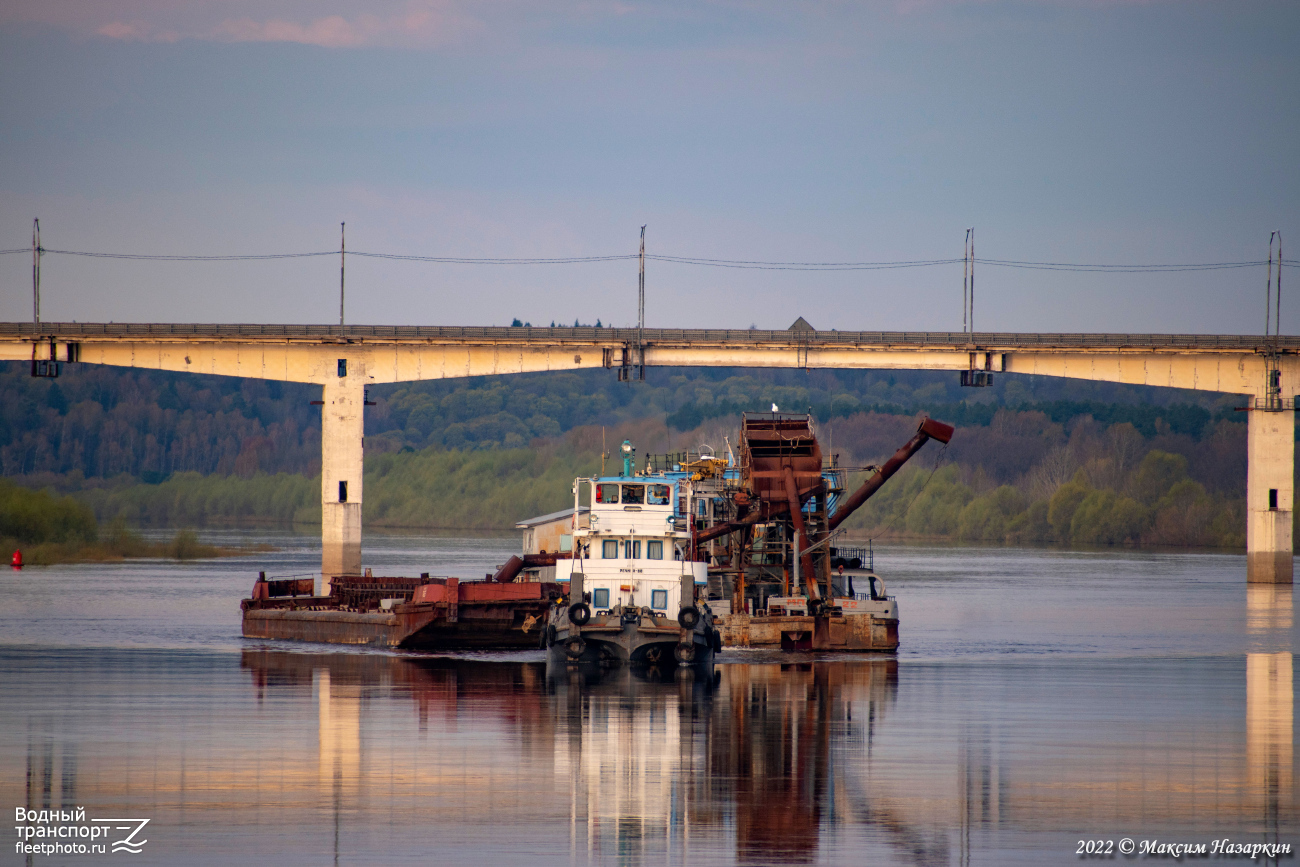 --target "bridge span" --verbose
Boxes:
[2,322,1294,585]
